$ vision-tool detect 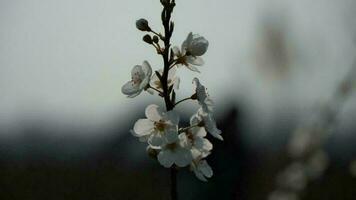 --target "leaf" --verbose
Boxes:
[171,90,176,104]
[155,71,163,82]
[168,85,174,95]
